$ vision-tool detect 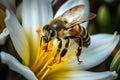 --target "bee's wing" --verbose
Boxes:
[66,13,96,29]
[57,5,85,22]
[56,4,96,29]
